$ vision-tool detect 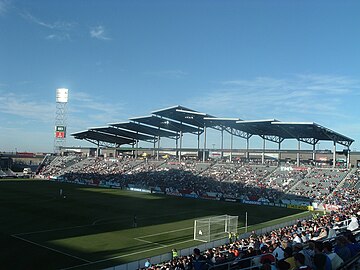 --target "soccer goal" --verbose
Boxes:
[193,215,238,242]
